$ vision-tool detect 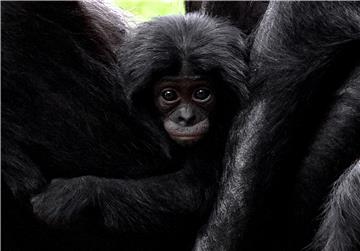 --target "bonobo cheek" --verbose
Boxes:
[163,118,209,145]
